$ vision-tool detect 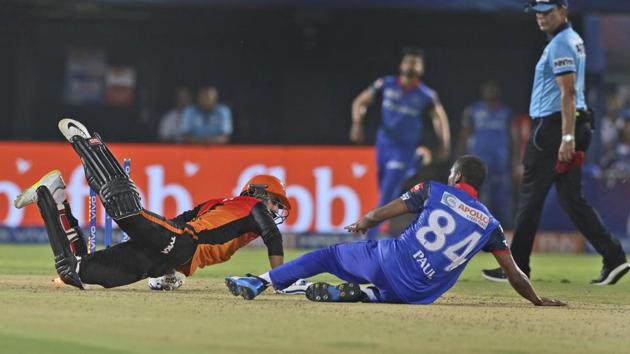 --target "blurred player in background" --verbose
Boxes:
[225,155,565,307]
[350,47,451,240]
[14,119,289,290]
[157,86,192,143]
[456,81,516,227]
[483,0,629,285]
